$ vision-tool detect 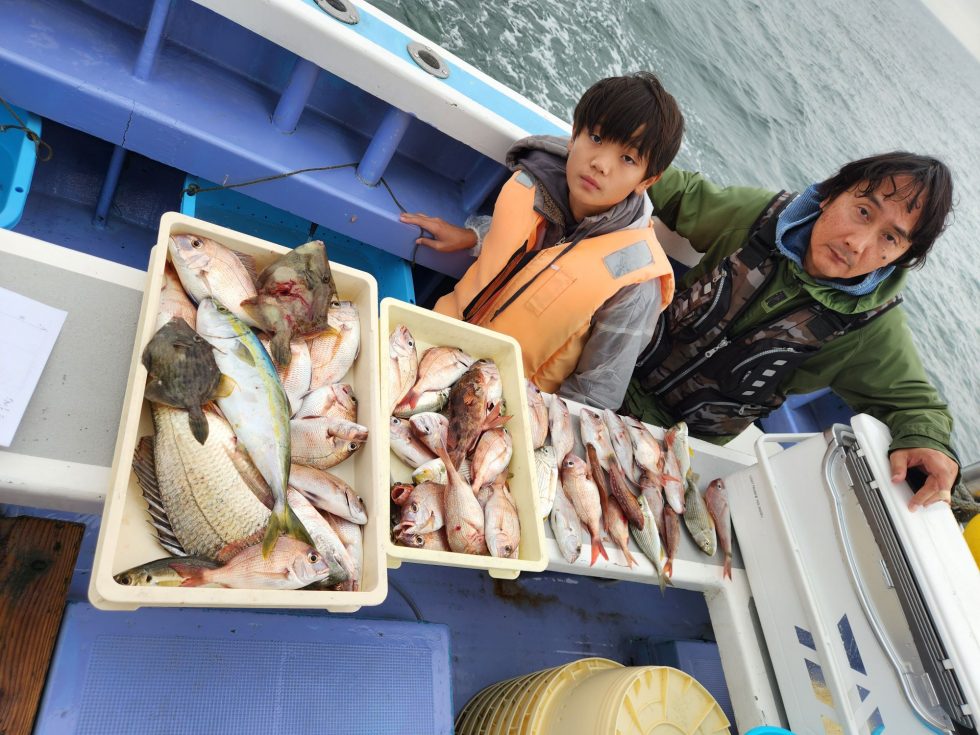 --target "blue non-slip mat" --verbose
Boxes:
[35,602,452,734]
